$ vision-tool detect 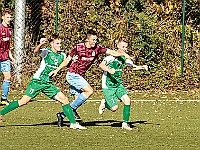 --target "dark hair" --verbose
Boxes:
[118,37,128,43]
[86,29,97,38]
[2,8,13,16]
[49,34,61,43]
